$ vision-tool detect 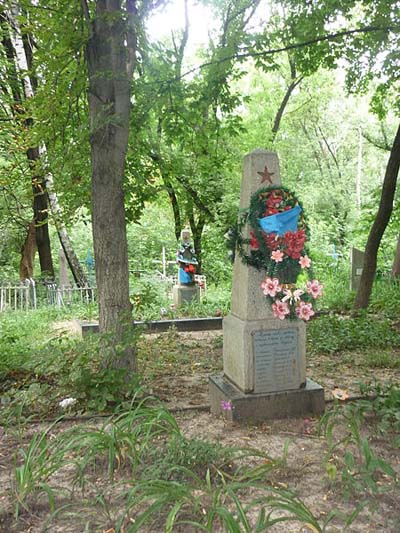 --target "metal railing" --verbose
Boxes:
[0,273,206,313]
[45,284,96,307]
[0,279,37,312]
